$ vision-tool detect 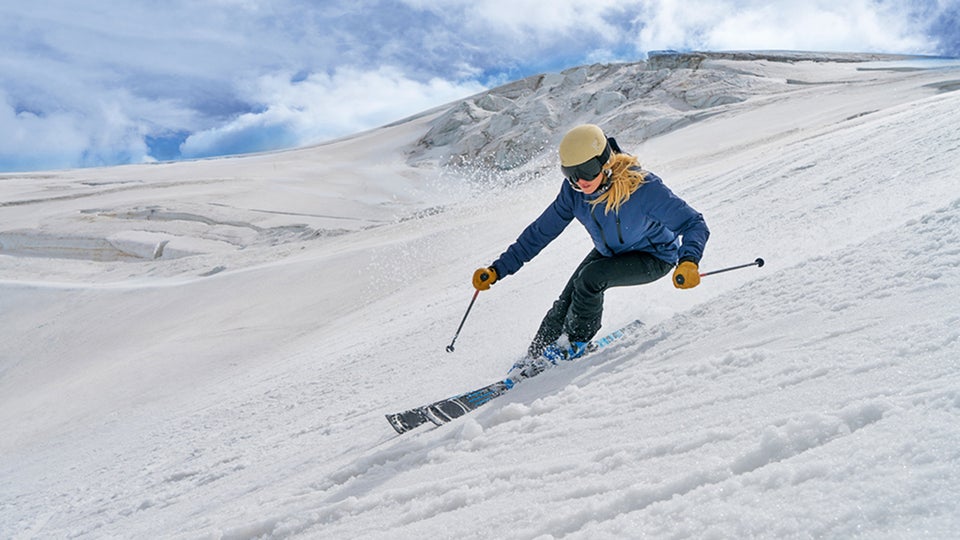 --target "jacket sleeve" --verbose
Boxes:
[490,185,575,279]
[642,175,710,264]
